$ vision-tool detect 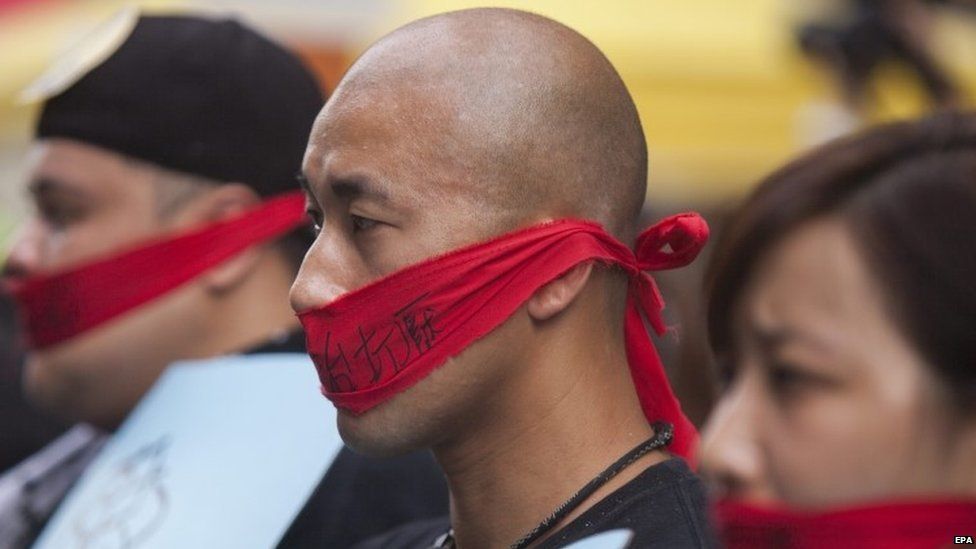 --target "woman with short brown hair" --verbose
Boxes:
[700,112,976,548]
